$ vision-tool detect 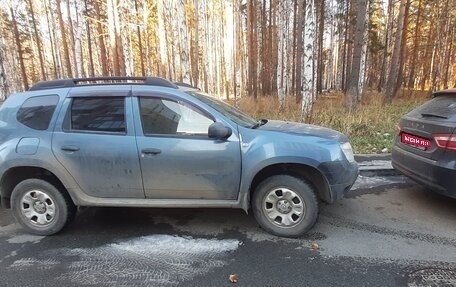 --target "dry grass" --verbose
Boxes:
[235,90,430,154]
